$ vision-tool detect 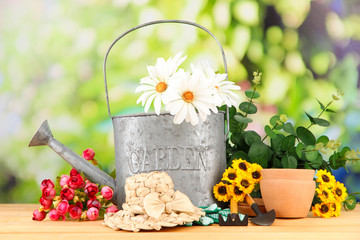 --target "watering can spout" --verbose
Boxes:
[29,120,117,201]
